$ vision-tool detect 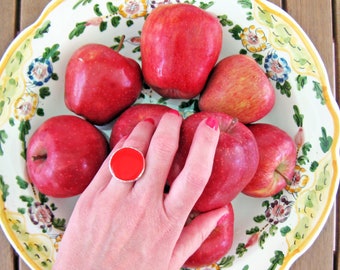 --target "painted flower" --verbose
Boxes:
[119,0,147,18]
[264,52,291,83]
[240,25,267,52]
[149,0,180,9]
[286,165,309,194]
[27,57,53,86]
[265,196,294,225]
[13,92,38,121]
[196,264,220,270]
[28,202,54,231]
